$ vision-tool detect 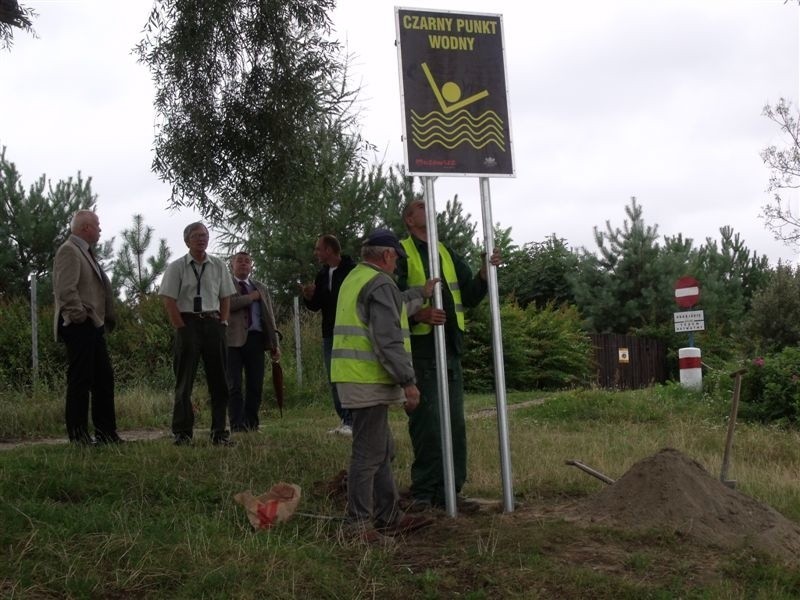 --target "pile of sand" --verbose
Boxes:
[575,448,800,562]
